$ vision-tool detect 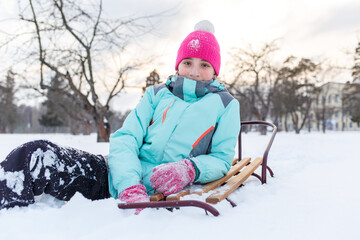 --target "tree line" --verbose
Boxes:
[224,41,360,133]
[0,68,157,135]
[1,44,359,136]
[0,69,131,134]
